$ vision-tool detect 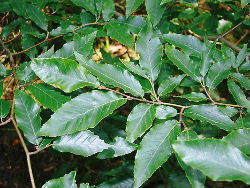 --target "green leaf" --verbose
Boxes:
[145,0,165,26]
[0,99,11,118]
[155,105,177,119]
[126,0,144,16]
[39,90,127,137]
[165,46,201,82]
[173,138,250,184]
[157,75,185,96]
[102,0,115,21]
[11,1,48,30]
[228,80,250,109]
[121,60,148,79]
[80,183,92,188]
[75,53,144,97]
[98,178,134,188]
[97,137,136,159]
[163,34,206,57]
[15,90,42,145]
[236,114,250,128]
[26,84,71,112]
[230,73,250,90]
[184,105,235,131]
[31,58,99,93]
[105,21,135,48]
[71,0,97,15]
[176,130,206,188]
[0,81,3,97]
[42,171,77,188]
[74,32,97,62]
[0,64,7,76]
[16,62,36,83]
[134,120,181,188]
[176,92,207,102]
[233,44,248,68]
[223,128,250,155]
[136,24,163,81]
[218,106,238,117]
[205,62,231,90]
[53,130,109,157]
[126,103,156,143]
